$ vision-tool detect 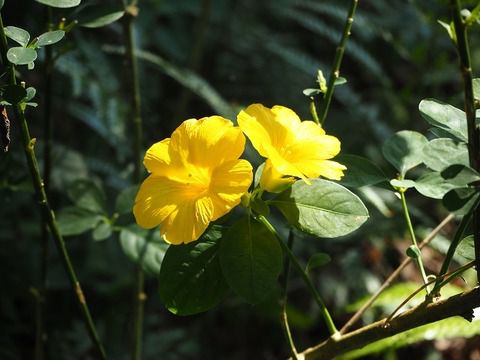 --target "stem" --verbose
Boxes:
[0,15,107,360]
[434,207,476,293]
[450,0,480,283]
[339,214,453,334]
[257,215,339,337]
[122,2,145,359]
[399,190,430,292]
[281,230,298,359]
[309,100,320,125]
[300,286,480,360]
[35,8,54,360]
[318,0,359,125]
